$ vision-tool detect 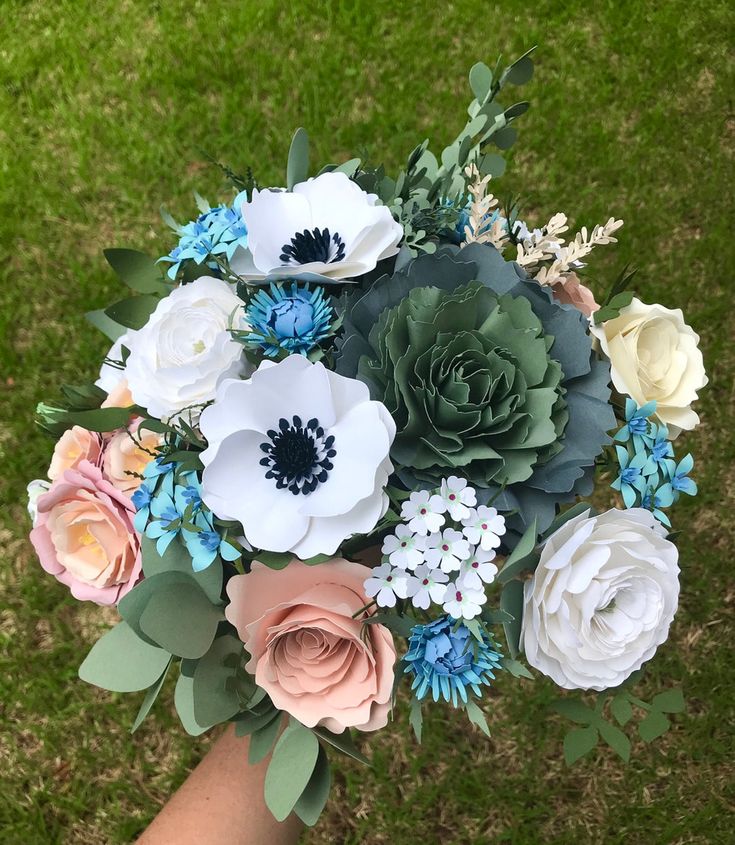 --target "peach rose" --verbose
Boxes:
[30,460,142,605]
[550,272,600,318]
[101,378,135,410]
[103,419,162,494]
[48,426,103,481]
[226,559,396,733]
